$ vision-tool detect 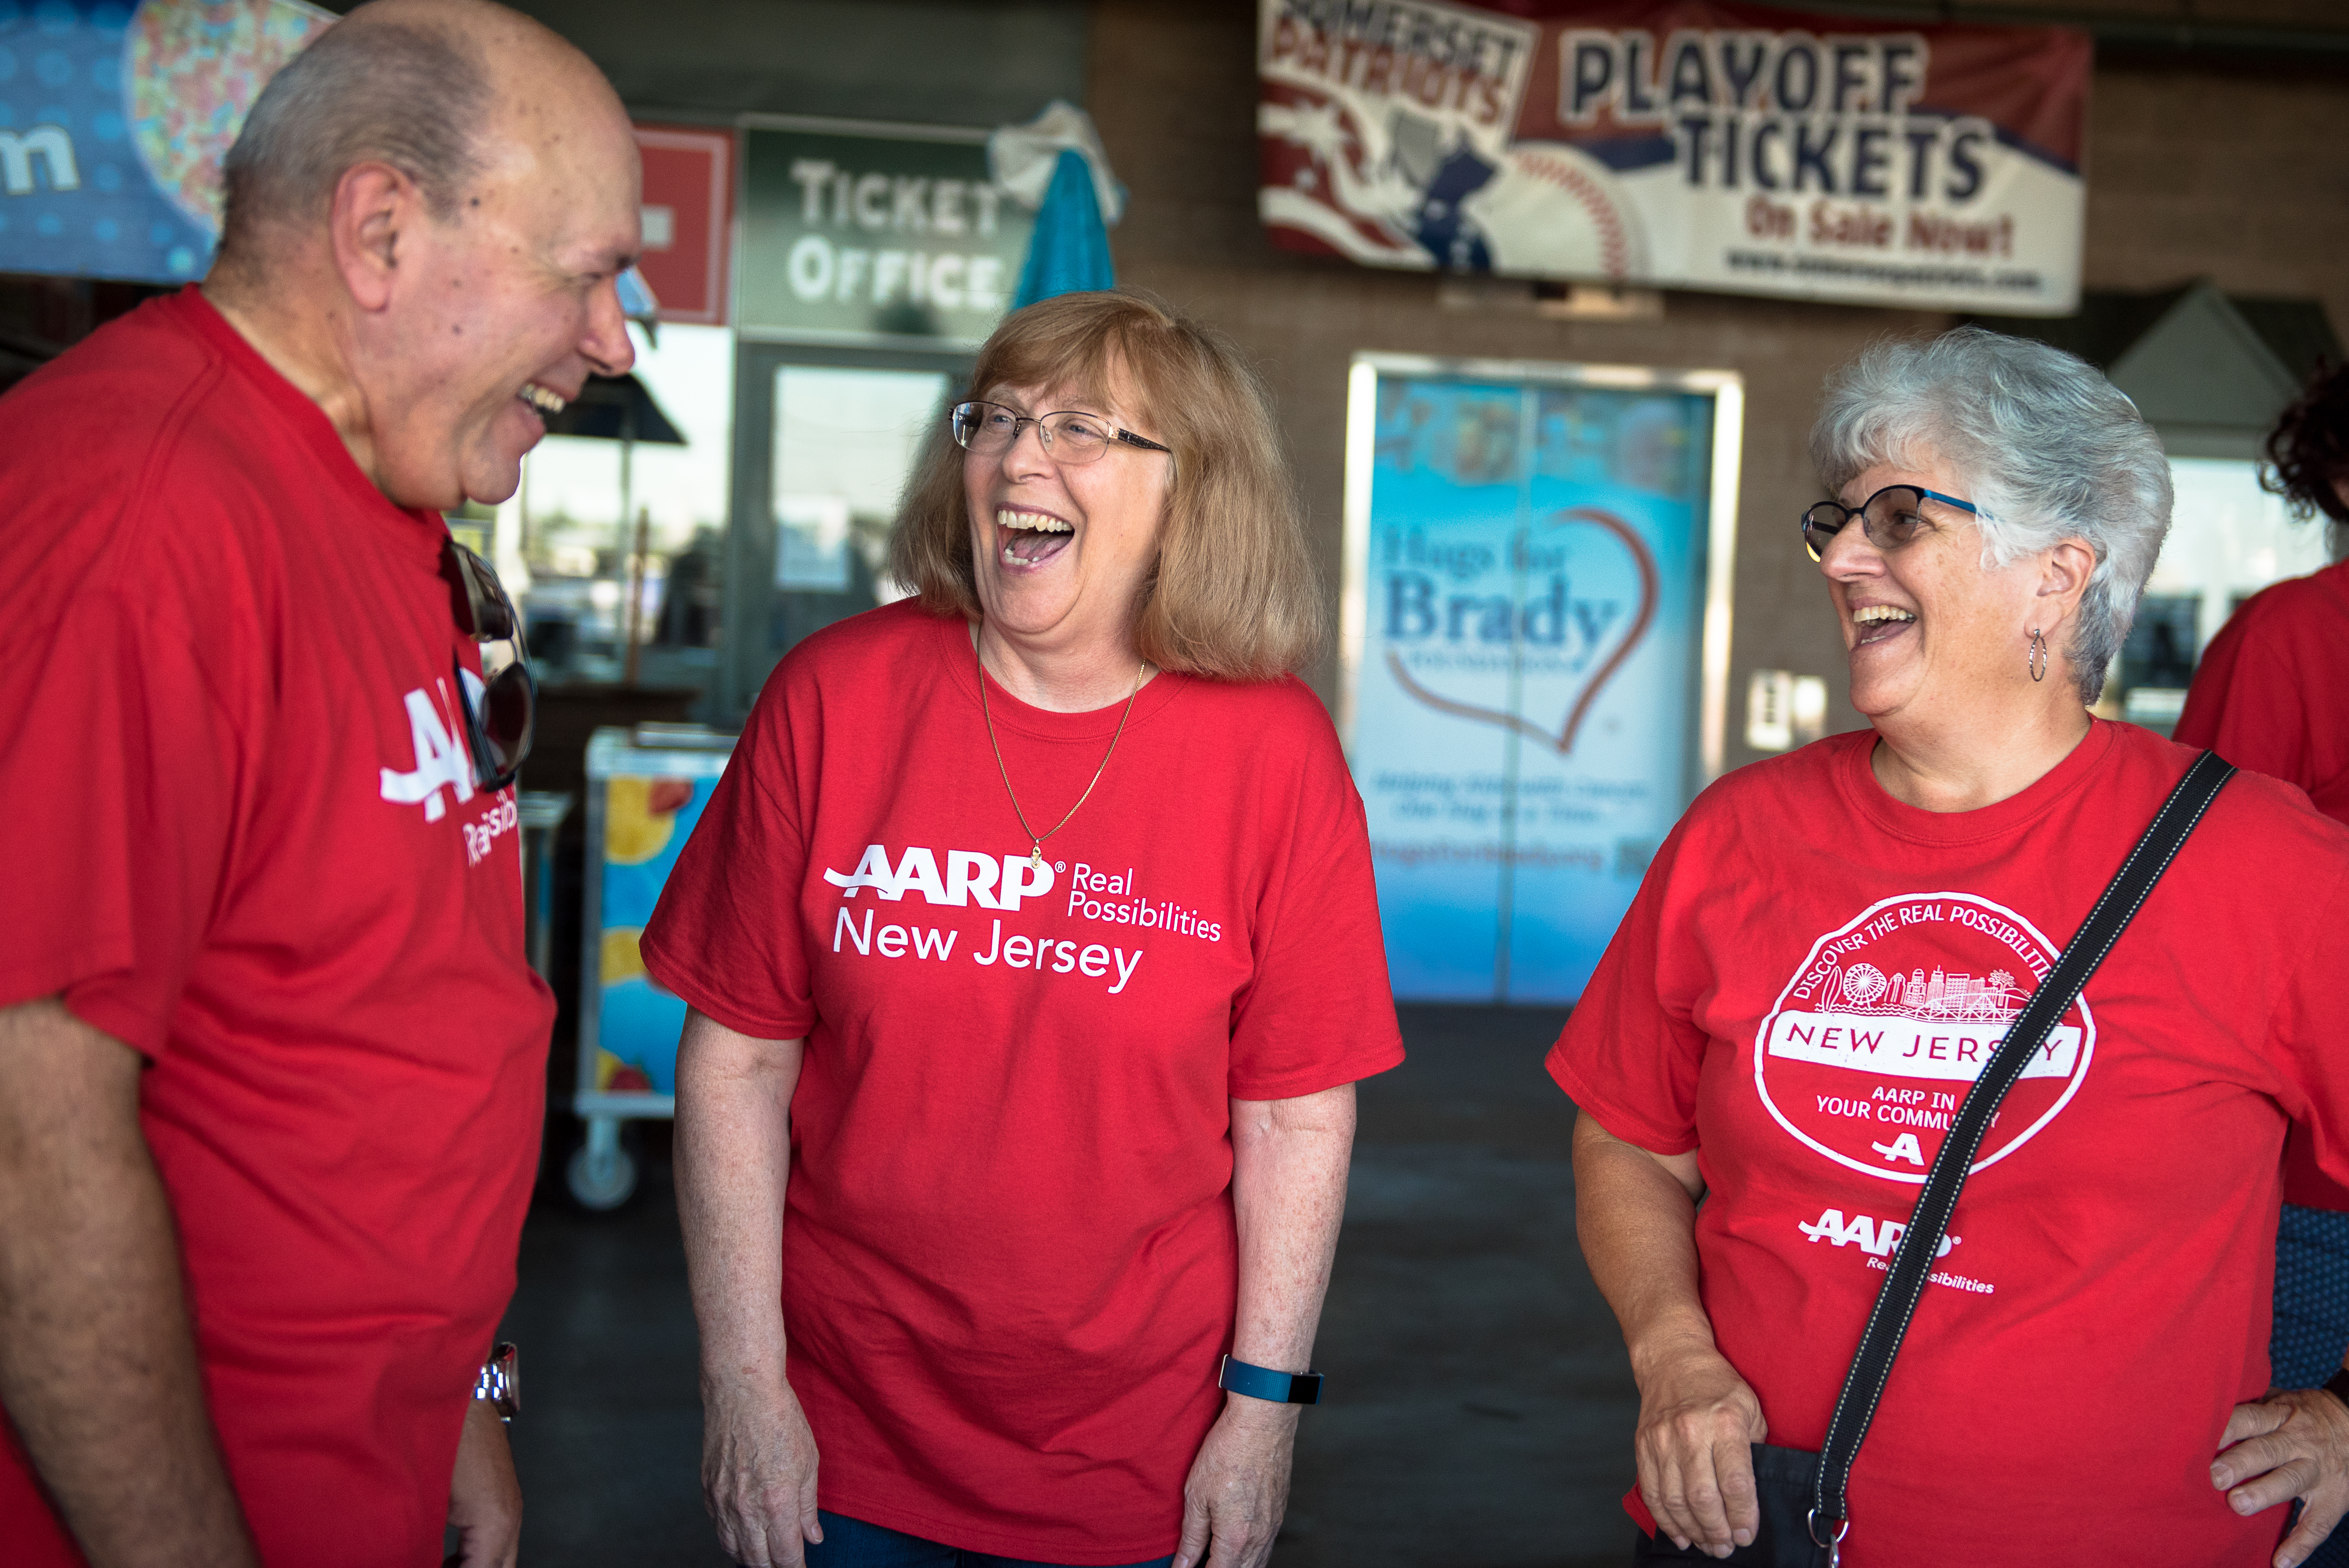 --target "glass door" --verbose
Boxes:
[2103,456,2334,734]
[719,341,971,720]
[1340,354,1742,1004]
